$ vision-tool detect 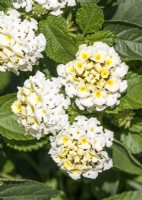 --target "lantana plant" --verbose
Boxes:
[0,0,142,200]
